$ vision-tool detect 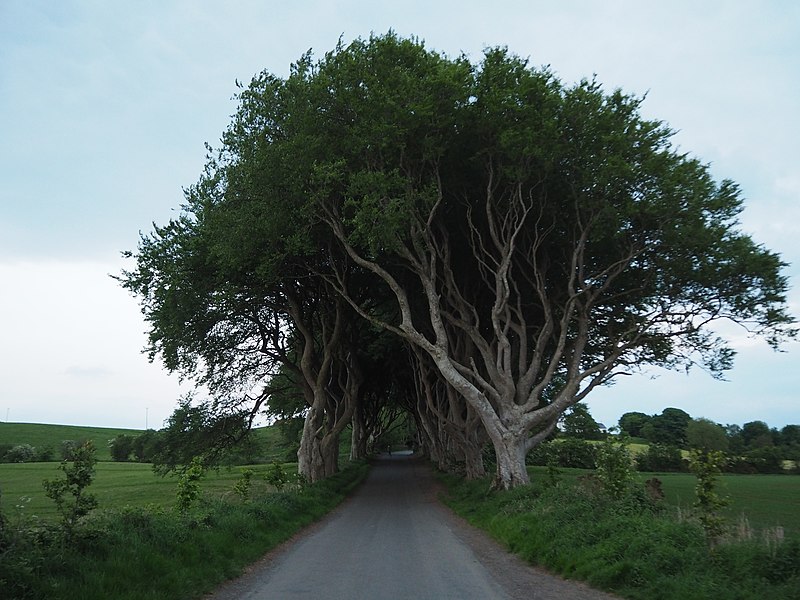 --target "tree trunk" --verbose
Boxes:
[297,411,341,483]
[489,431,530,489]
[350,411,369,461]
[297,407,326,483]
[461,436,486,480]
